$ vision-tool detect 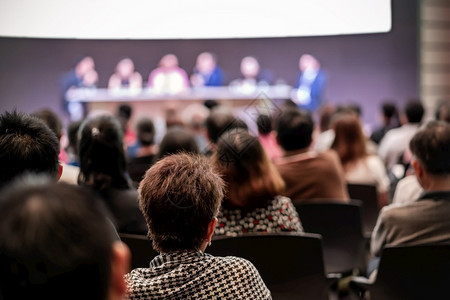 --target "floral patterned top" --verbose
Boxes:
[214,196,303,237]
